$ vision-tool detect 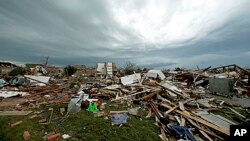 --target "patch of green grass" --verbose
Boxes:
[0,103,161,141]
[211,107,250,122]
[0,114,46,141]
[234,108,249,118]
[211,108,236,121]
